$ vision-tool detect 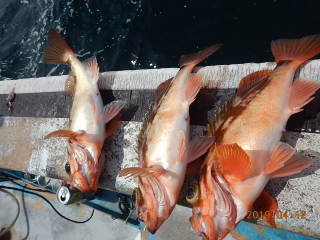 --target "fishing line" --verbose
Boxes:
[0,186,94,224]
[0,188,20,237]
[0,173,51,193]
[21,186,30,240]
